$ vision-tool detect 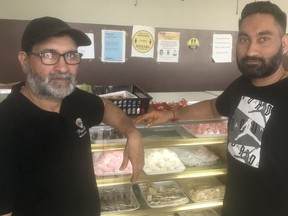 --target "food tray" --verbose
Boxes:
[89,126,126,143]
[143,148,186,175]
[152,214,176,216]
[99,90,137,99]
[177,177,225,202]
[92,151,132,176]
[178,208,219,216]
[93,85,152,116]
[99,184,140,213]
[152,213,175,216]
[170,146,219,167]
[183,121,228,138]
[138,180,189,208]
